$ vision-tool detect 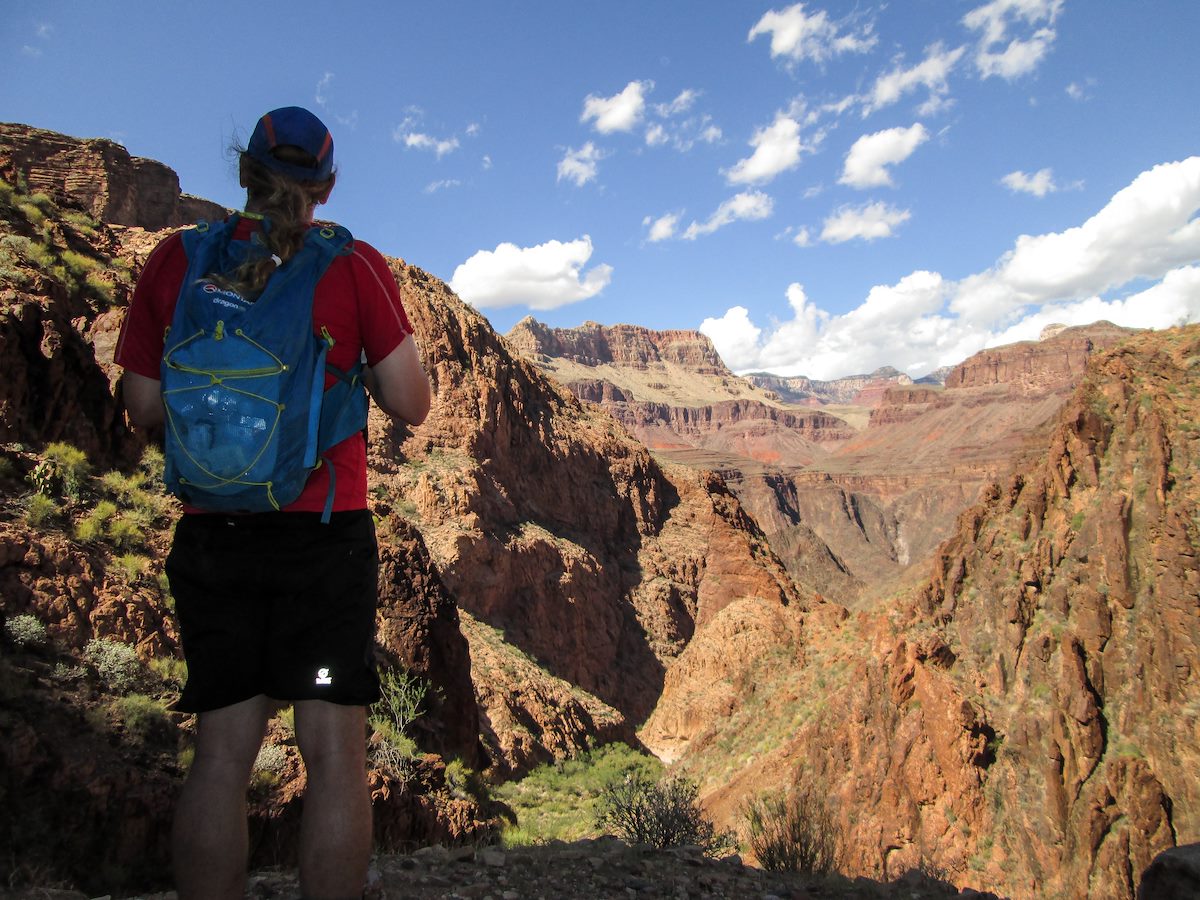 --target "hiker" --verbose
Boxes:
[115,106,431,900]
